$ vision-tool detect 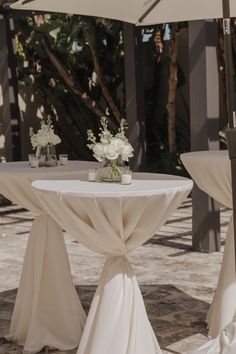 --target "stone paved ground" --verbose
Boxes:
[0,199,231,354]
